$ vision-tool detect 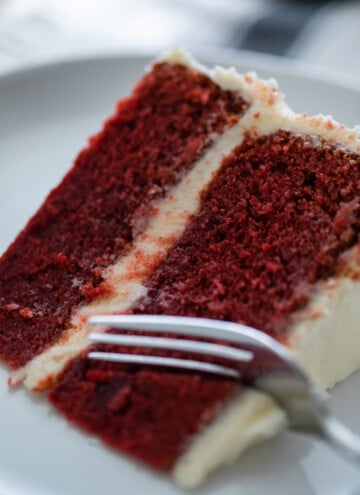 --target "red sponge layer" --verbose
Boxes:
[49,350,239,470]
[134,131,360,338]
